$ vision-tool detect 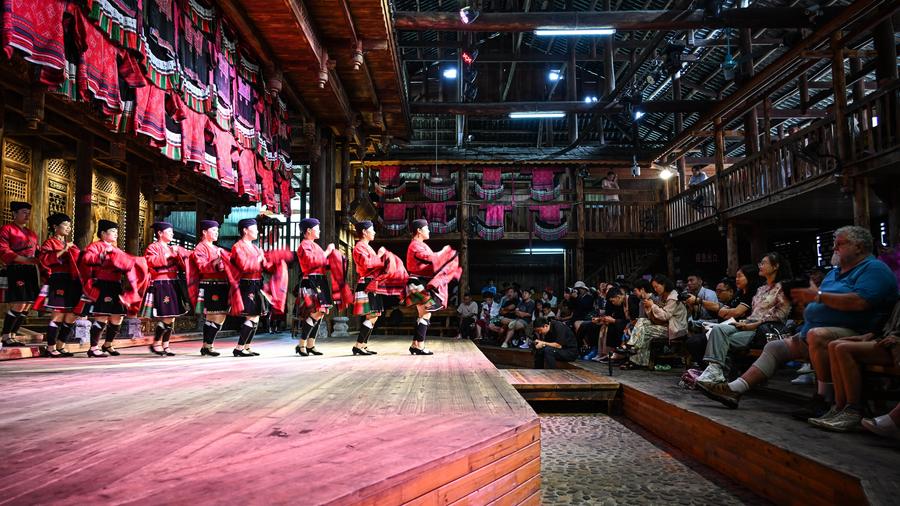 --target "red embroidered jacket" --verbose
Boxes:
[406,240,437,278]
[144,241,188,280]
[0,223,38,265]
[230,239,266,279]
[38,236,80,279]
[353,241,383,280]
[191,241,227,280]
[297,239,326,277]
[81,240,125,282]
